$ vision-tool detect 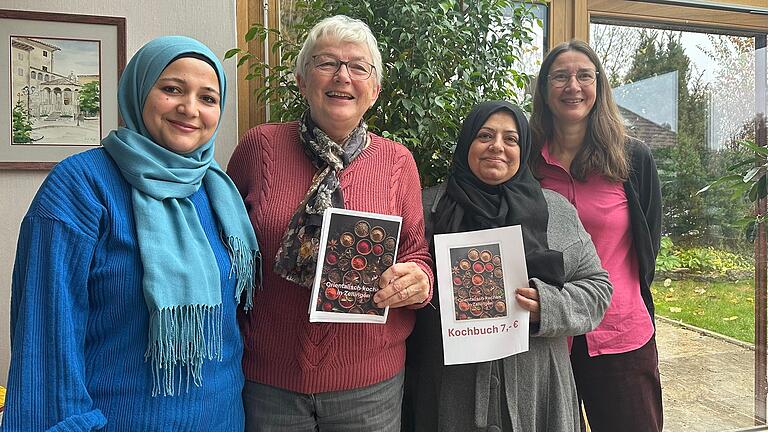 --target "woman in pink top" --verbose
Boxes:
[529,40,663,432]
